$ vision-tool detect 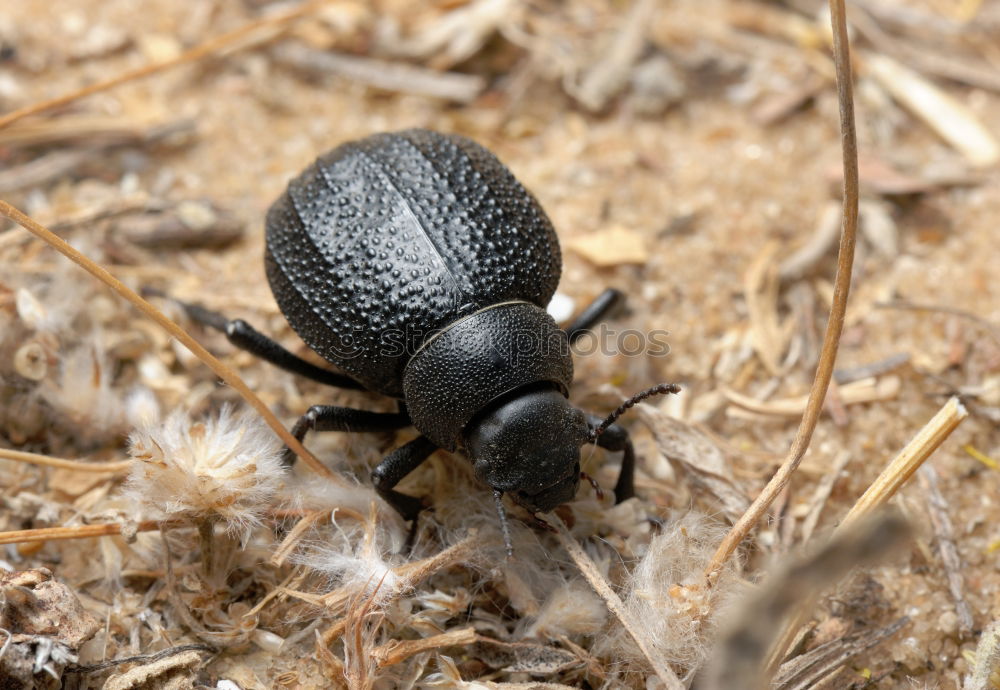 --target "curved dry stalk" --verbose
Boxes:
[0,200,344,483]
[0,448,132,473]
[704,0,859,581]
[0,1,325,130]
